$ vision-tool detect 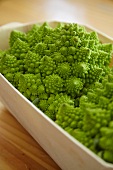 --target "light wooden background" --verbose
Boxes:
[0,0,113,169]
[0,0,113,37]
